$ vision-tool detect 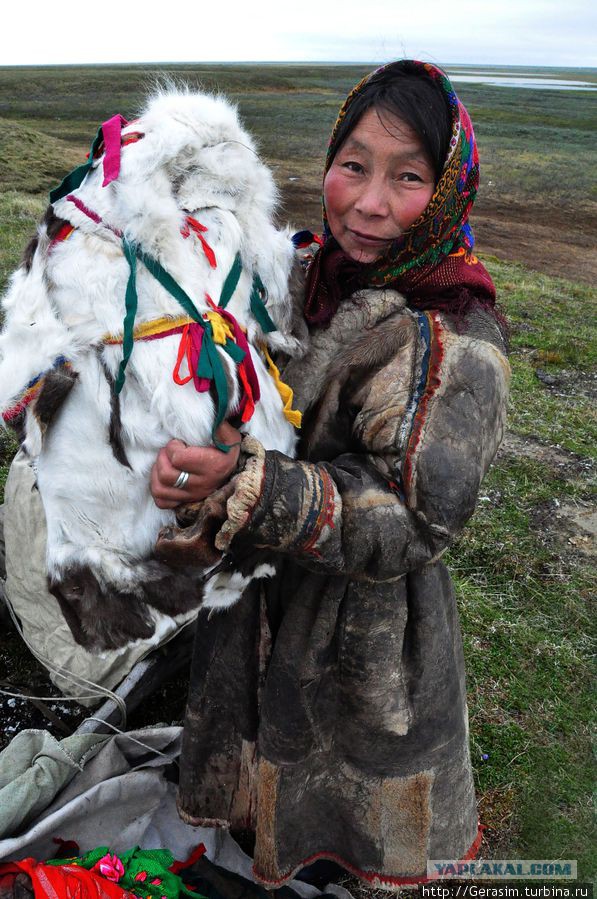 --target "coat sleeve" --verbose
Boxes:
[216,310,510,581]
